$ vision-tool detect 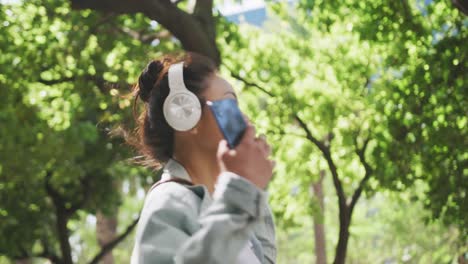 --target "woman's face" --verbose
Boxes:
[194,73,238,152]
